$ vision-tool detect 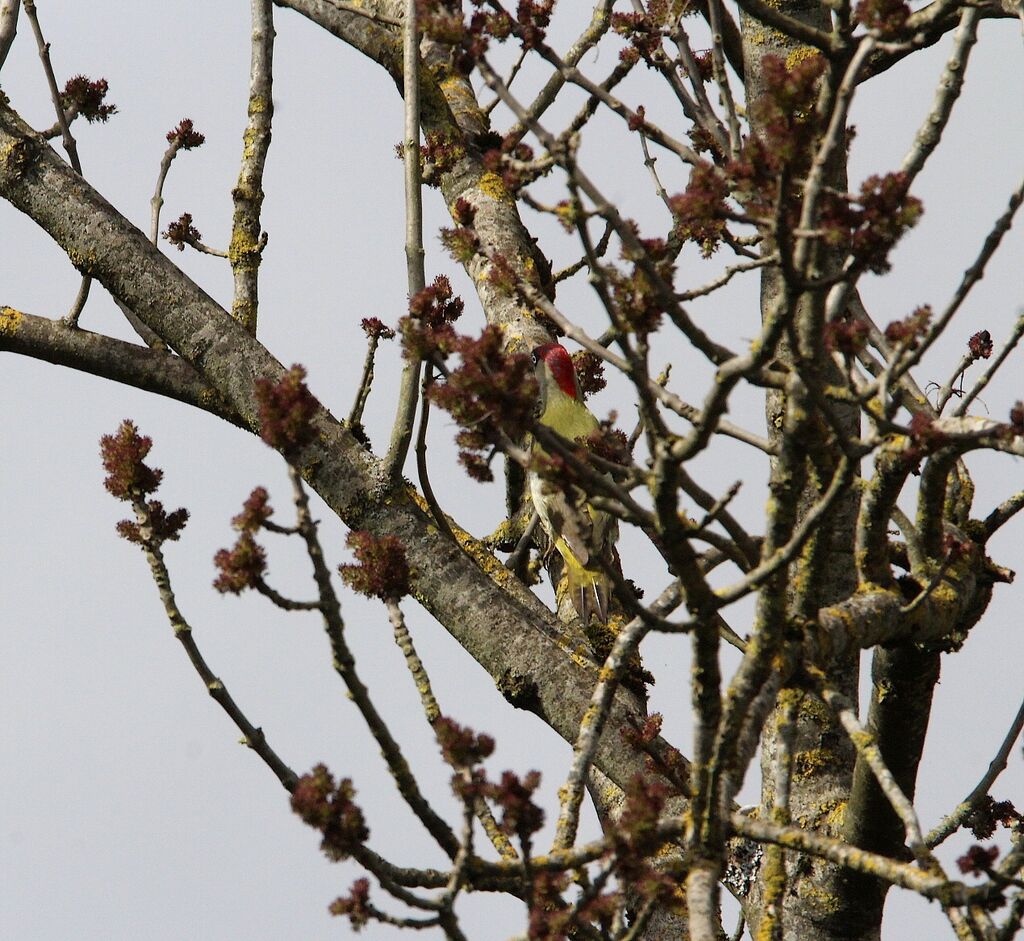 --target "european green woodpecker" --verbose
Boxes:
[529,343,618,625]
